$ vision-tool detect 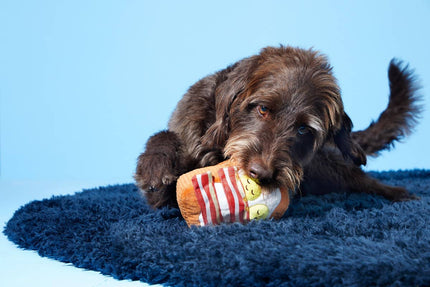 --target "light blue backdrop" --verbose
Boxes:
[1,0,429,183]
